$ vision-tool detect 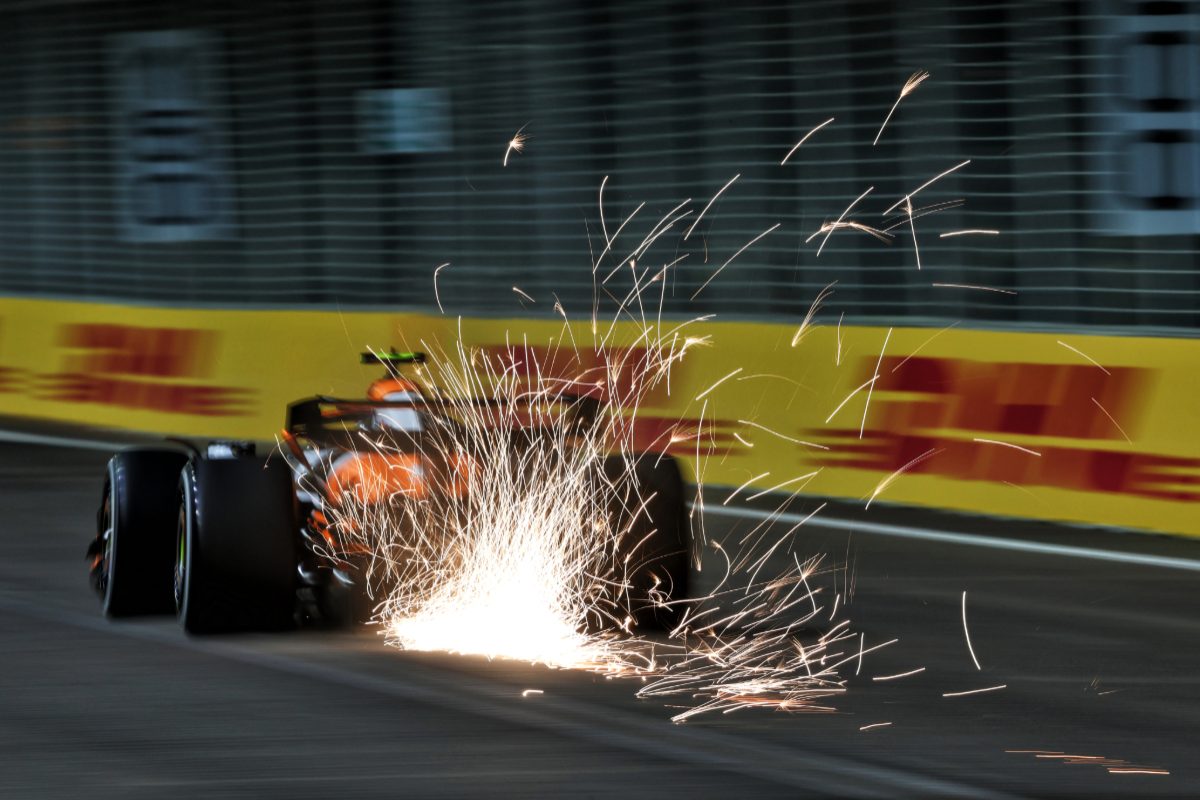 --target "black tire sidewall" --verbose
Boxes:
[178,458,297,634]
[102,449,188,617]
